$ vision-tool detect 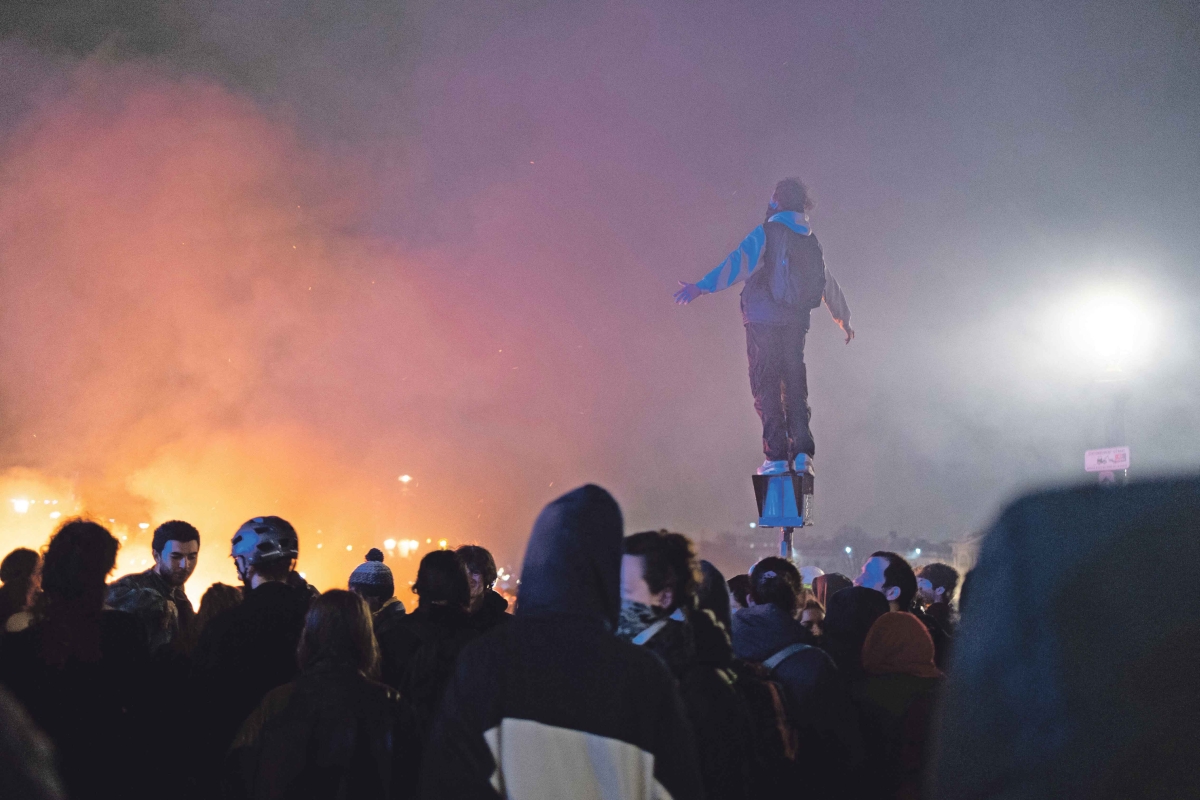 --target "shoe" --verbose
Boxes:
[792,455,815,476]
[757,460,789,475]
